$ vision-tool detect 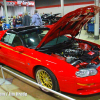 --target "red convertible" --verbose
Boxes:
[0,5,100,95]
